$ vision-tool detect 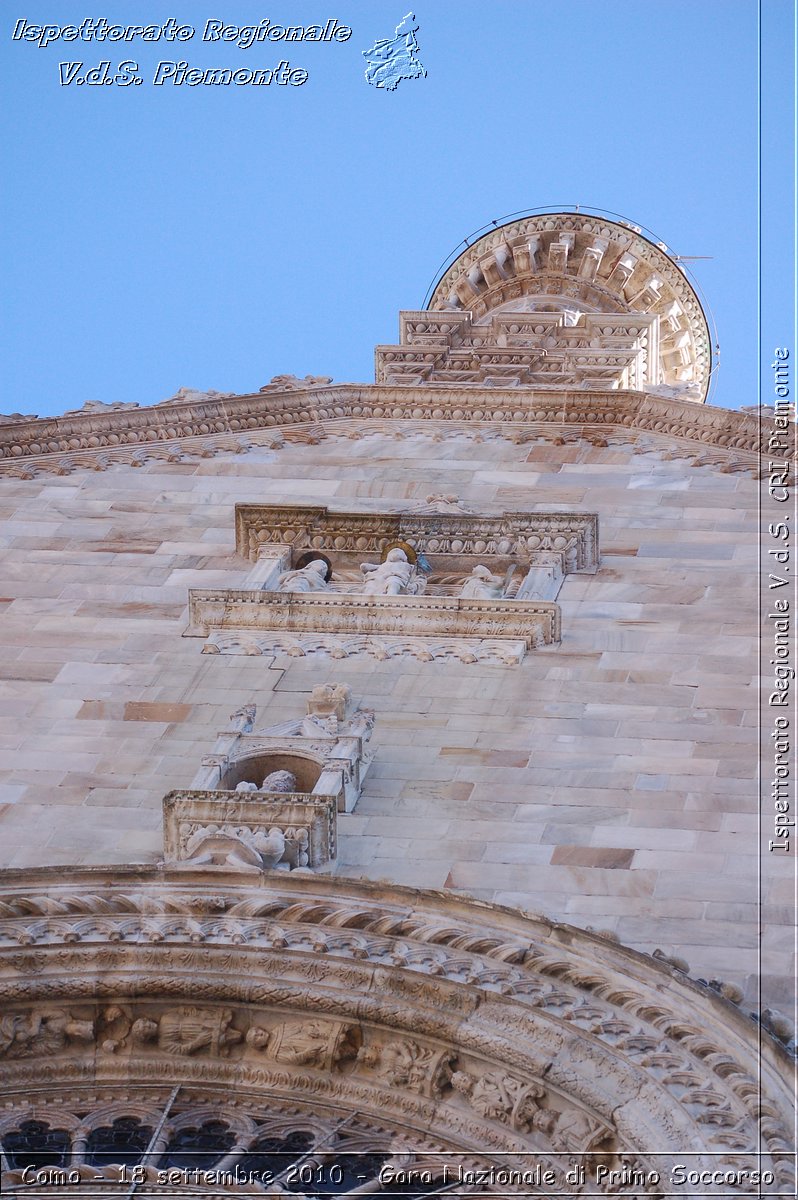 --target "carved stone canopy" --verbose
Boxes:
[0,869,793,1196]
[191,693,375,814]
